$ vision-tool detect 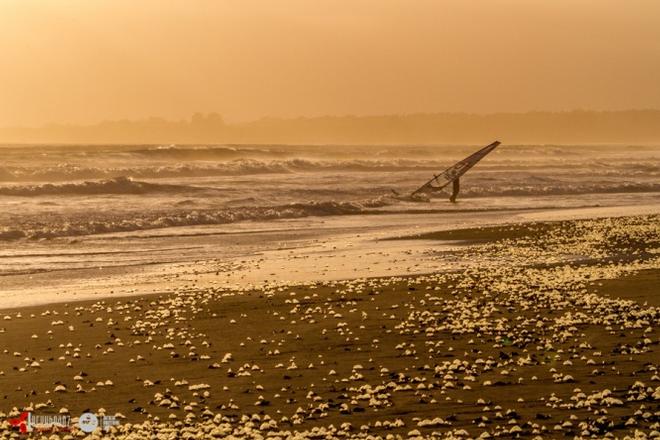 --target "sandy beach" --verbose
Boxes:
[0,209,657,438]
